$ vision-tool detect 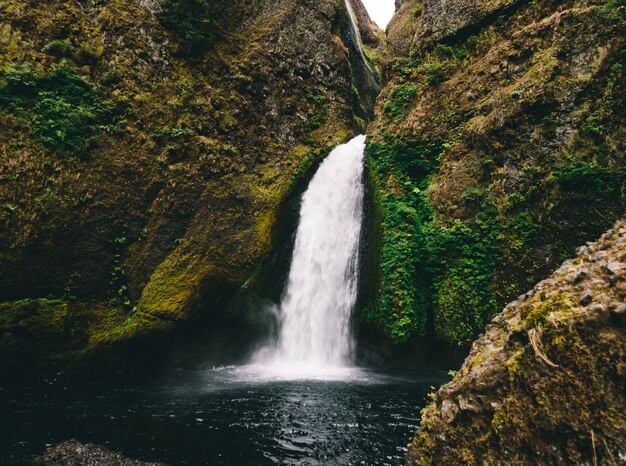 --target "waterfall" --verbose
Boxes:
[256,135,366,374]
[344,0,375,76]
